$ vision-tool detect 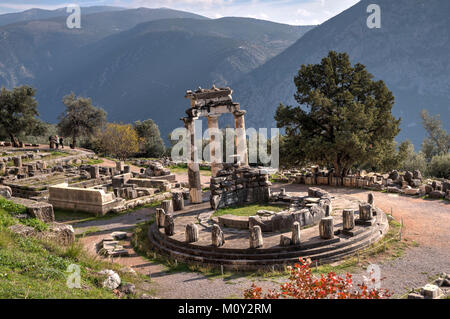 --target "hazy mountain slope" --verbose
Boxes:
[131,17,314,59]
[0,9,313,139]
[0,8,208,88]
[35,18,314,136]
[0,6,126,27]
[233,0,450,147]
